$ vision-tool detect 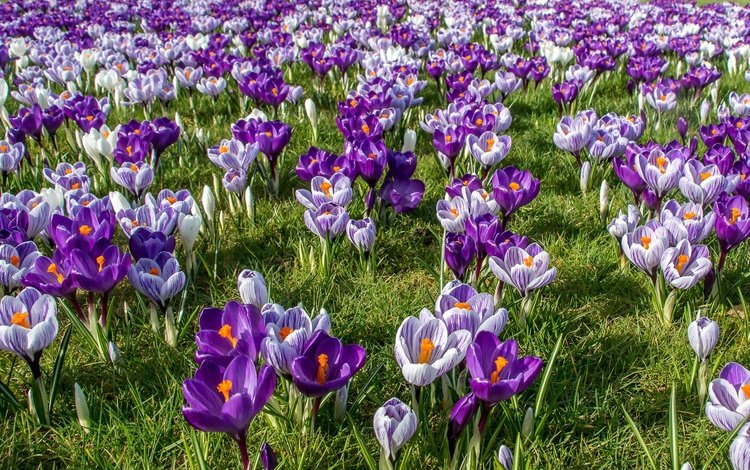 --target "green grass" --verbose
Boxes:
[1,60,750,470]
